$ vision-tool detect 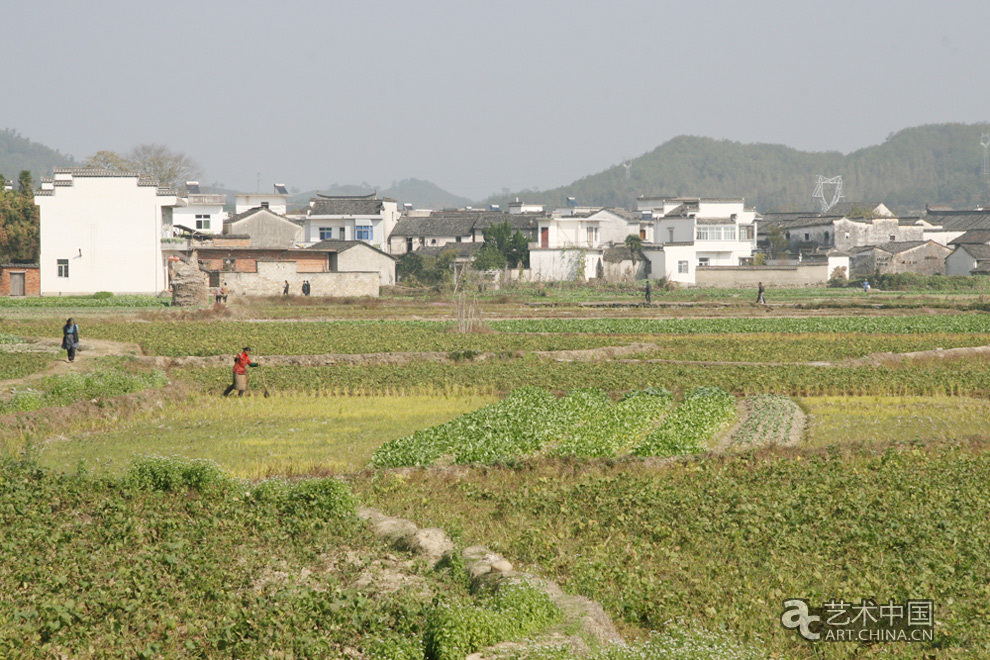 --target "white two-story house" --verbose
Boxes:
[638,196,758,284]
[35,168,177,295]
[170,181,226,235]
[529,208,652,281]
[300,193,399,253]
